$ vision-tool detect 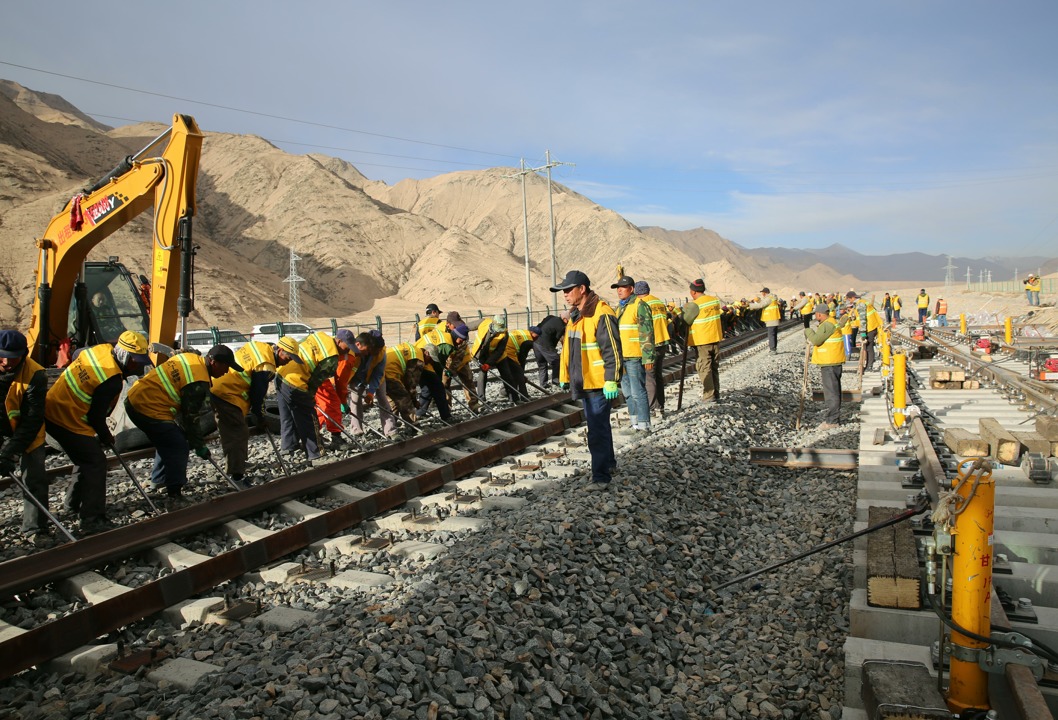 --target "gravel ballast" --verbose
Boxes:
[0,329,862,719]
